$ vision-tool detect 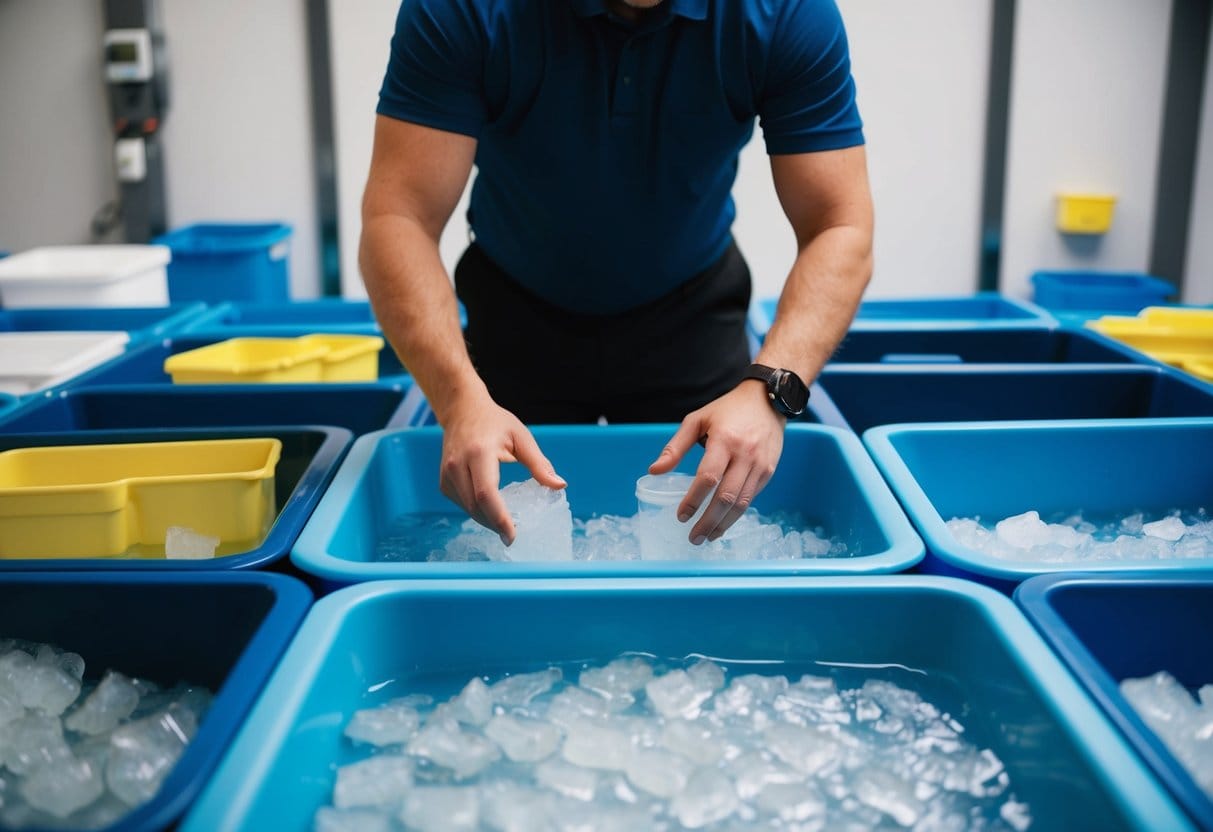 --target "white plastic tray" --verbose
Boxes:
[0,245,170,307]
[0,331,130,394]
